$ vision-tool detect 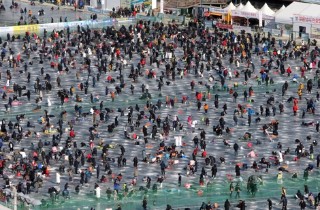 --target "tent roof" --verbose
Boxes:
[240,1,258,13]
[224,2,236,11]
[236,3,244,10]
[275,5,286,15]
[275,1,320,24]
[260,3,275,16]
